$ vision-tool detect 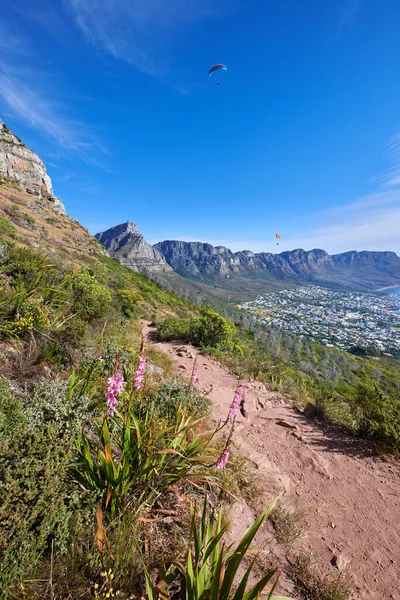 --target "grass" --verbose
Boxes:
[0,215,16,234]
[269,504,306,547]
[294,553,353,600]
[145,346,176,378]
[217,450,263,508]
